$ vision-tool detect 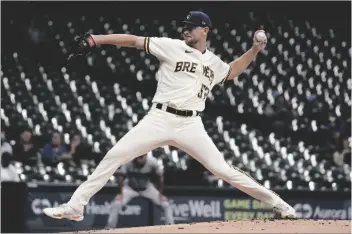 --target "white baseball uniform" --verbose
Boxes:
[106,155,174,228]
[66,36,288,216]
